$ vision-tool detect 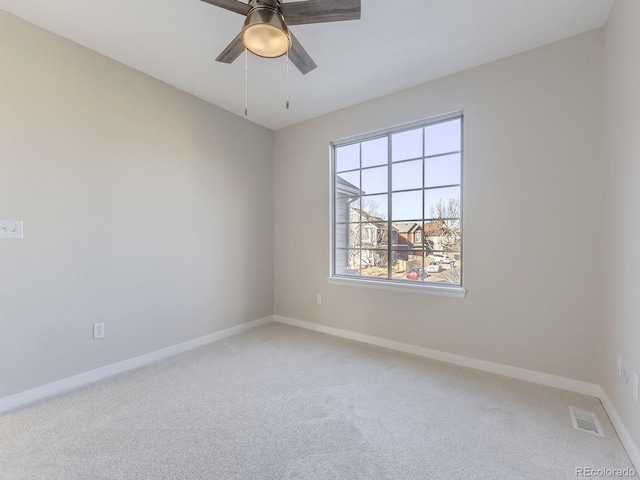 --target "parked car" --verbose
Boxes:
[406,267,426,280]
[427,262,443,273]
[428,254,449,264]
